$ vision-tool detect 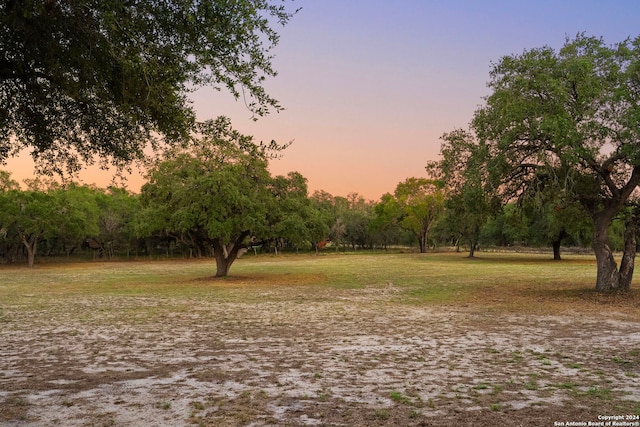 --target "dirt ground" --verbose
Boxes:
[2,281,640,426]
